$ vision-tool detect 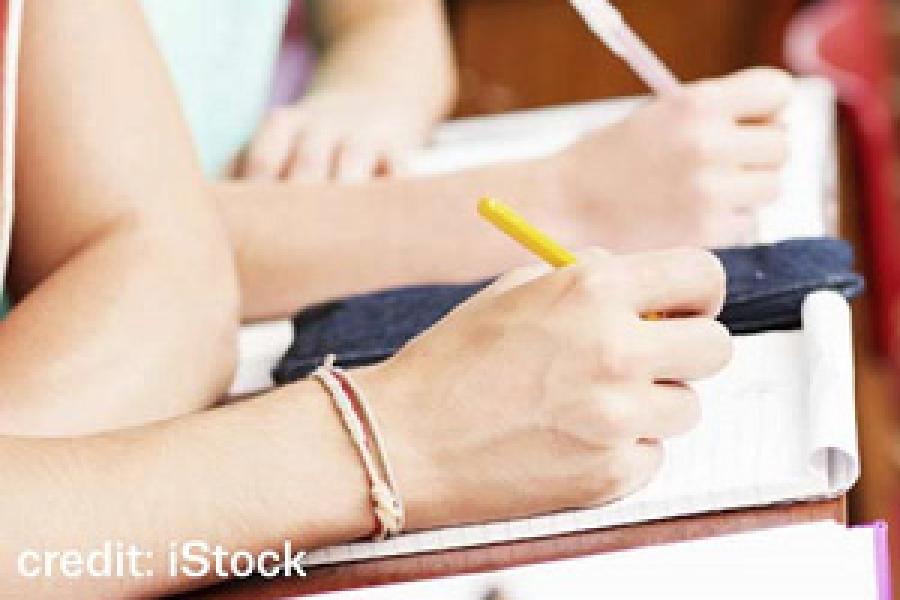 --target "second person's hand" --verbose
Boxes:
[235,90,433,183]
[552,67,794,251]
